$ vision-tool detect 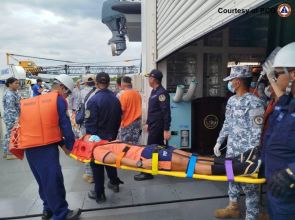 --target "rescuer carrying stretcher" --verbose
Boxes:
[71,135,262,177]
